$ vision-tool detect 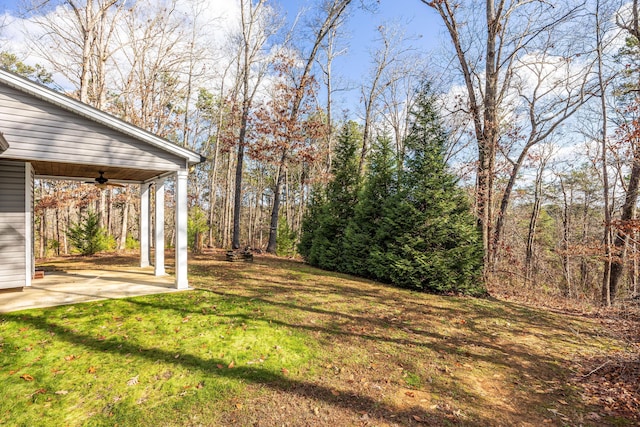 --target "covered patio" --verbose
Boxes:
[0,69,204,296]
[0,265,178,313]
